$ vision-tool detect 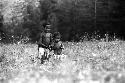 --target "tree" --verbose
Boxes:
[38,0,58,32]
[0,0,119,42]
[55,0,94,41]
[0,3,7,42]
[22,0,59,42]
